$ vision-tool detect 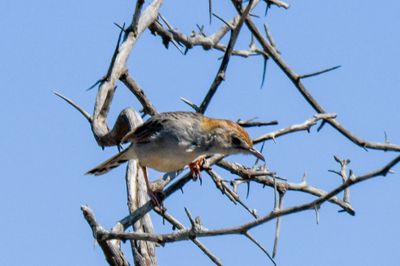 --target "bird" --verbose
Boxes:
[86,111,264,206]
